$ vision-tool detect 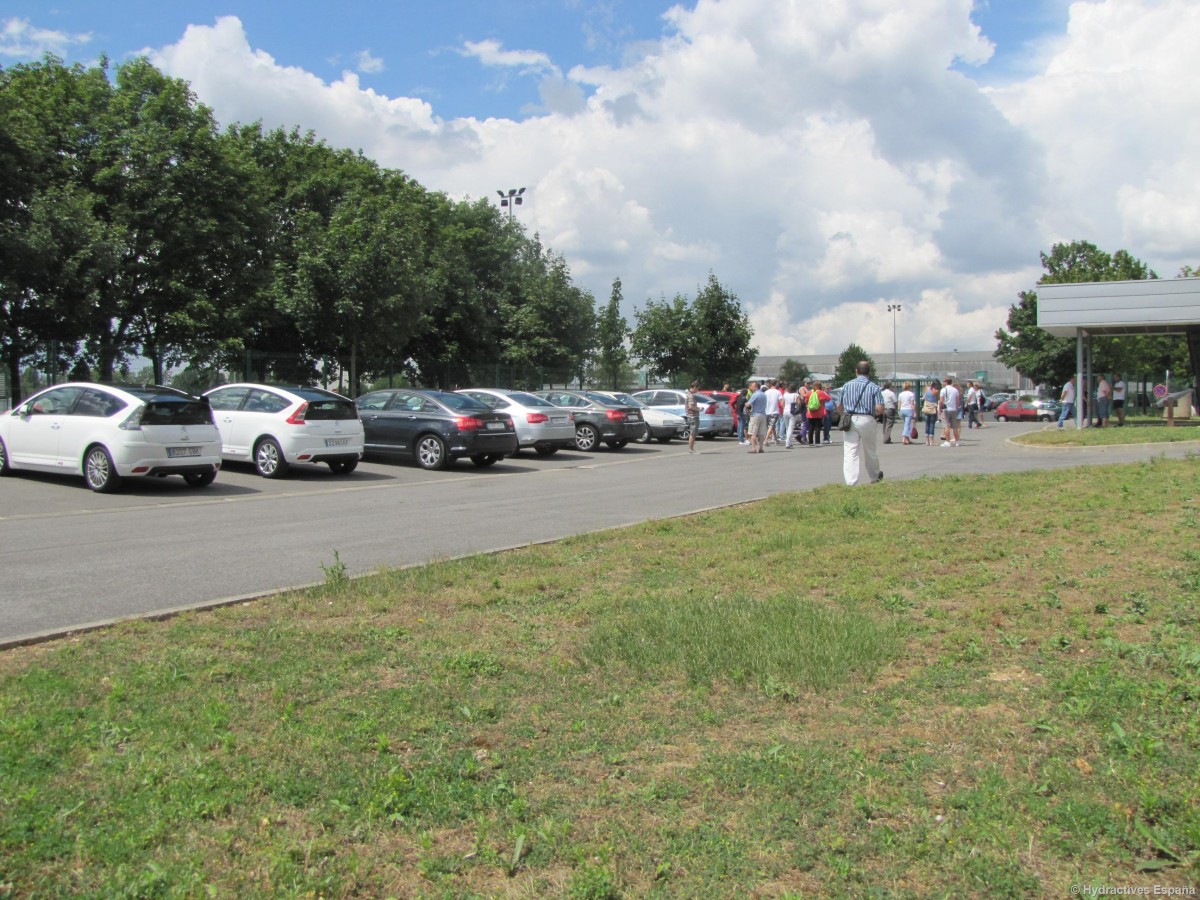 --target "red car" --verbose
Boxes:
[706,390,742,425]
[992,399,1058,422]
